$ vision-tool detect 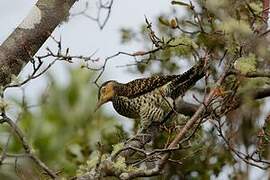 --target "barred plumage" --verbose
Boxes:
[95,60,206,131]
